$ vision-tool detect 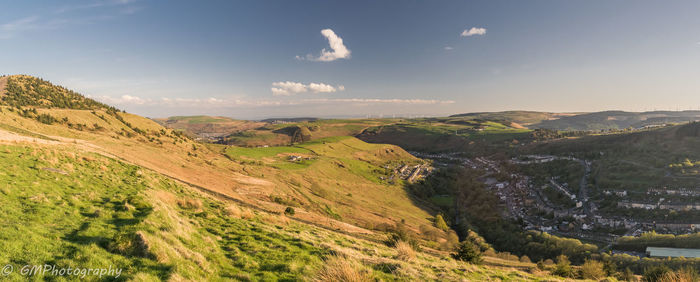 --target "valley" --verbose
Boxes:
[1,74,699,280]
[0,75,568,280]
[160,107,700,277]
